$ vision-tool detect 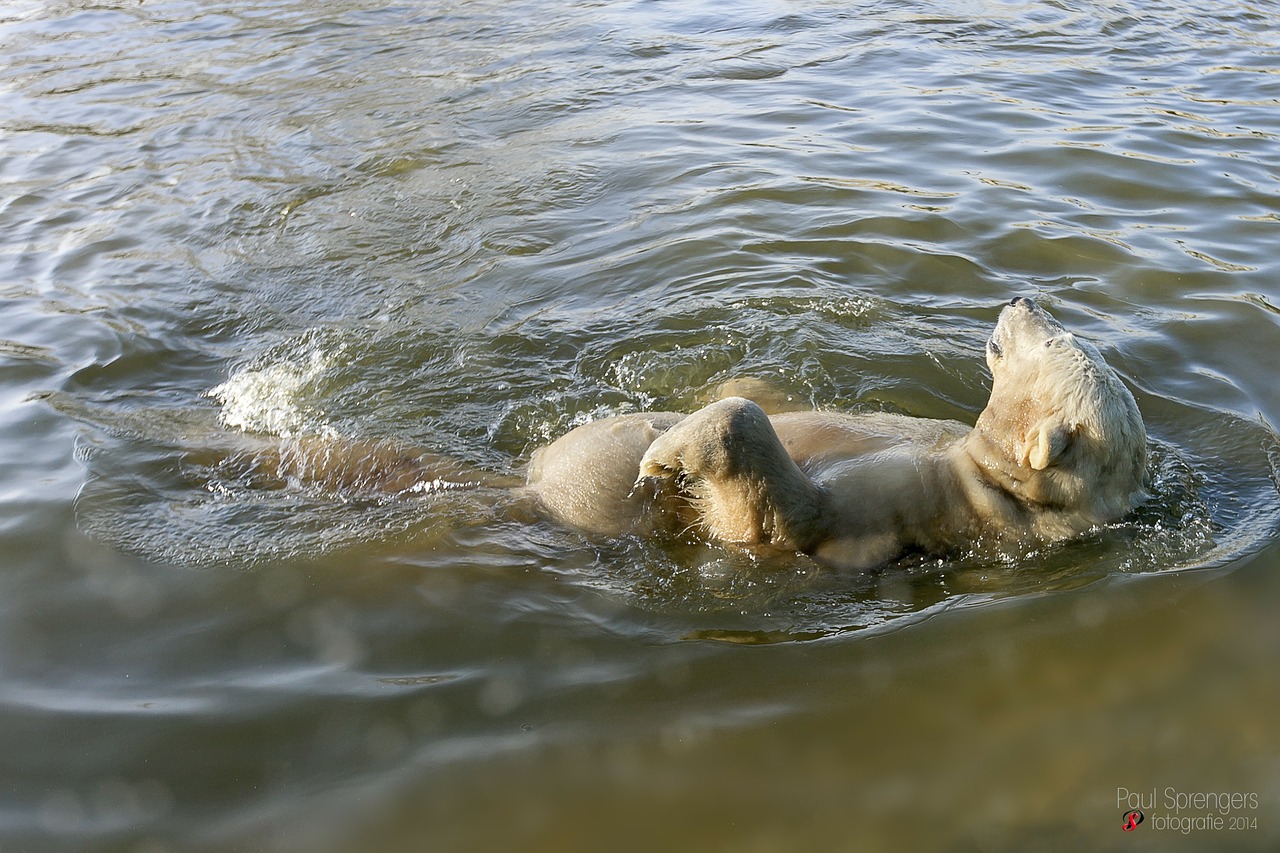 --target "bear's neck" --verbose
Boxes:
[948,433,1041,534]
